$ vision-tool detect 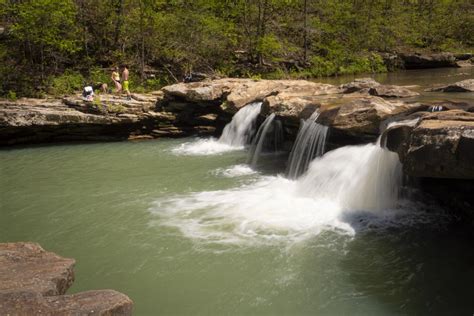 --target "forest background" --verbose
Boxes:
[0,0,472,98]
